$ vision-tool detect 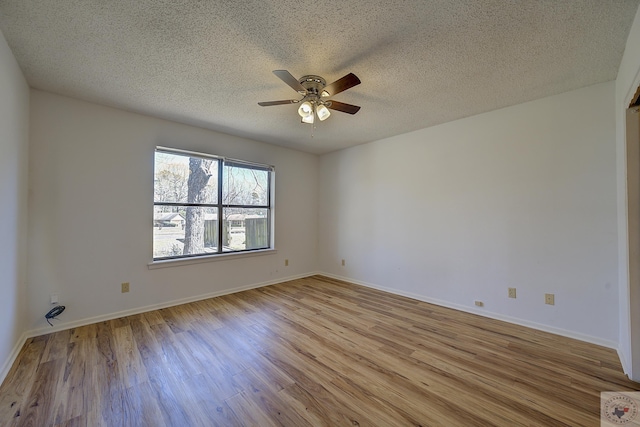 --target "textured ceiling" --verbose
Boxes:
[0,1,638,154]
